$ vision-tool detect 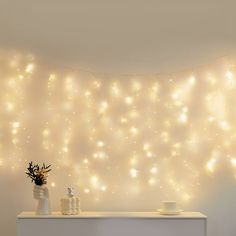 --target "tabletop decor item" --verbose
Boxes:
[25,162,52,215]
[158,201,182,215]
[61,187,80,215]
